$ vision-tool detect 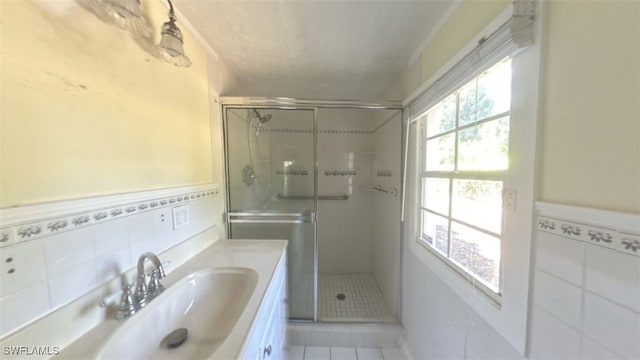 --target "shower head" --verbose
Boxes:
[252,109,272,124]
